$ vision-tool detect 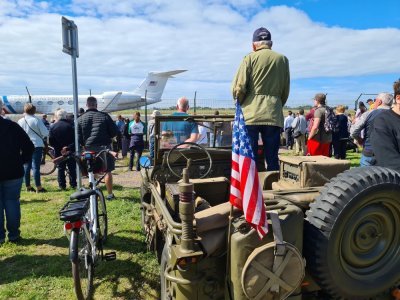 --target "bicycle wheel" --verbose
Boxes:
[96,190,108,244]
[40,152,56,175]
[71,227,94,300]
